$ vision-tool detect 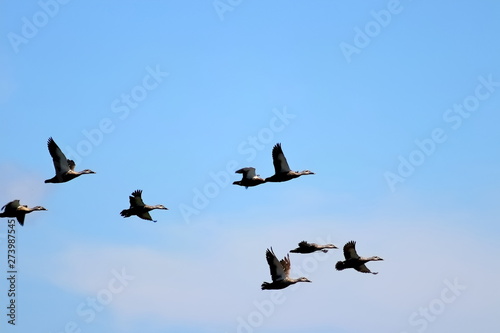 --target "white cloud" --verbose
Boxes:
[40,214,500,333]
